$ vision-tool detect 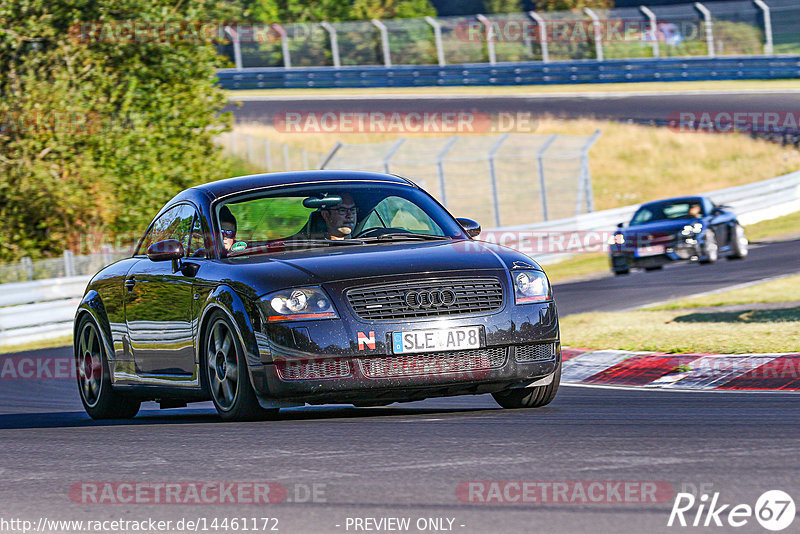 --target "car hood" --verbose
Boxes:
[219,240,540,296]
[623,219,701,237]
